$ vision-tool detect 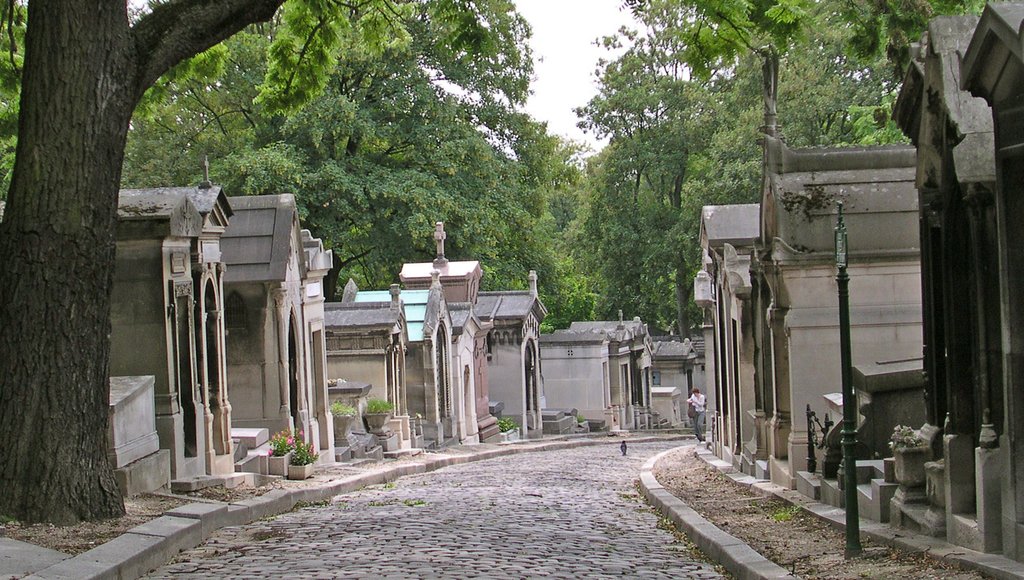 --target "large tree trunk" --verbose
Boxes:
[0,2,137,524]
[0,0,283,525]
